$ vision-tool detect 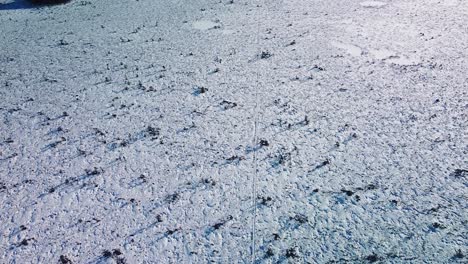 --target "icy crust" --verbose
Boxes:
[0,0,467,263]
